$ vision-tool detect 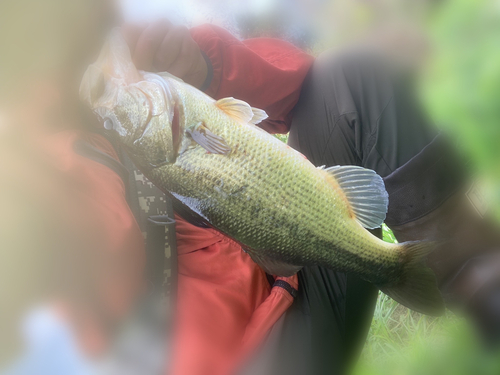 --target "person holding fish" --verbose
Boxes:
[108,18,500,375]
[1,1,500,374]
